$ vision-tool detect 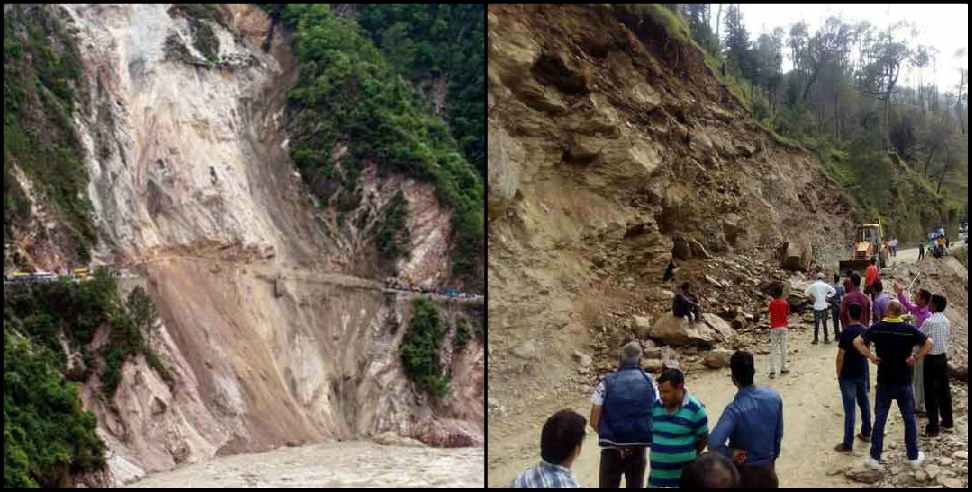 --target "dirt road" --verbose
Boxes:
[488,247,969,487]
